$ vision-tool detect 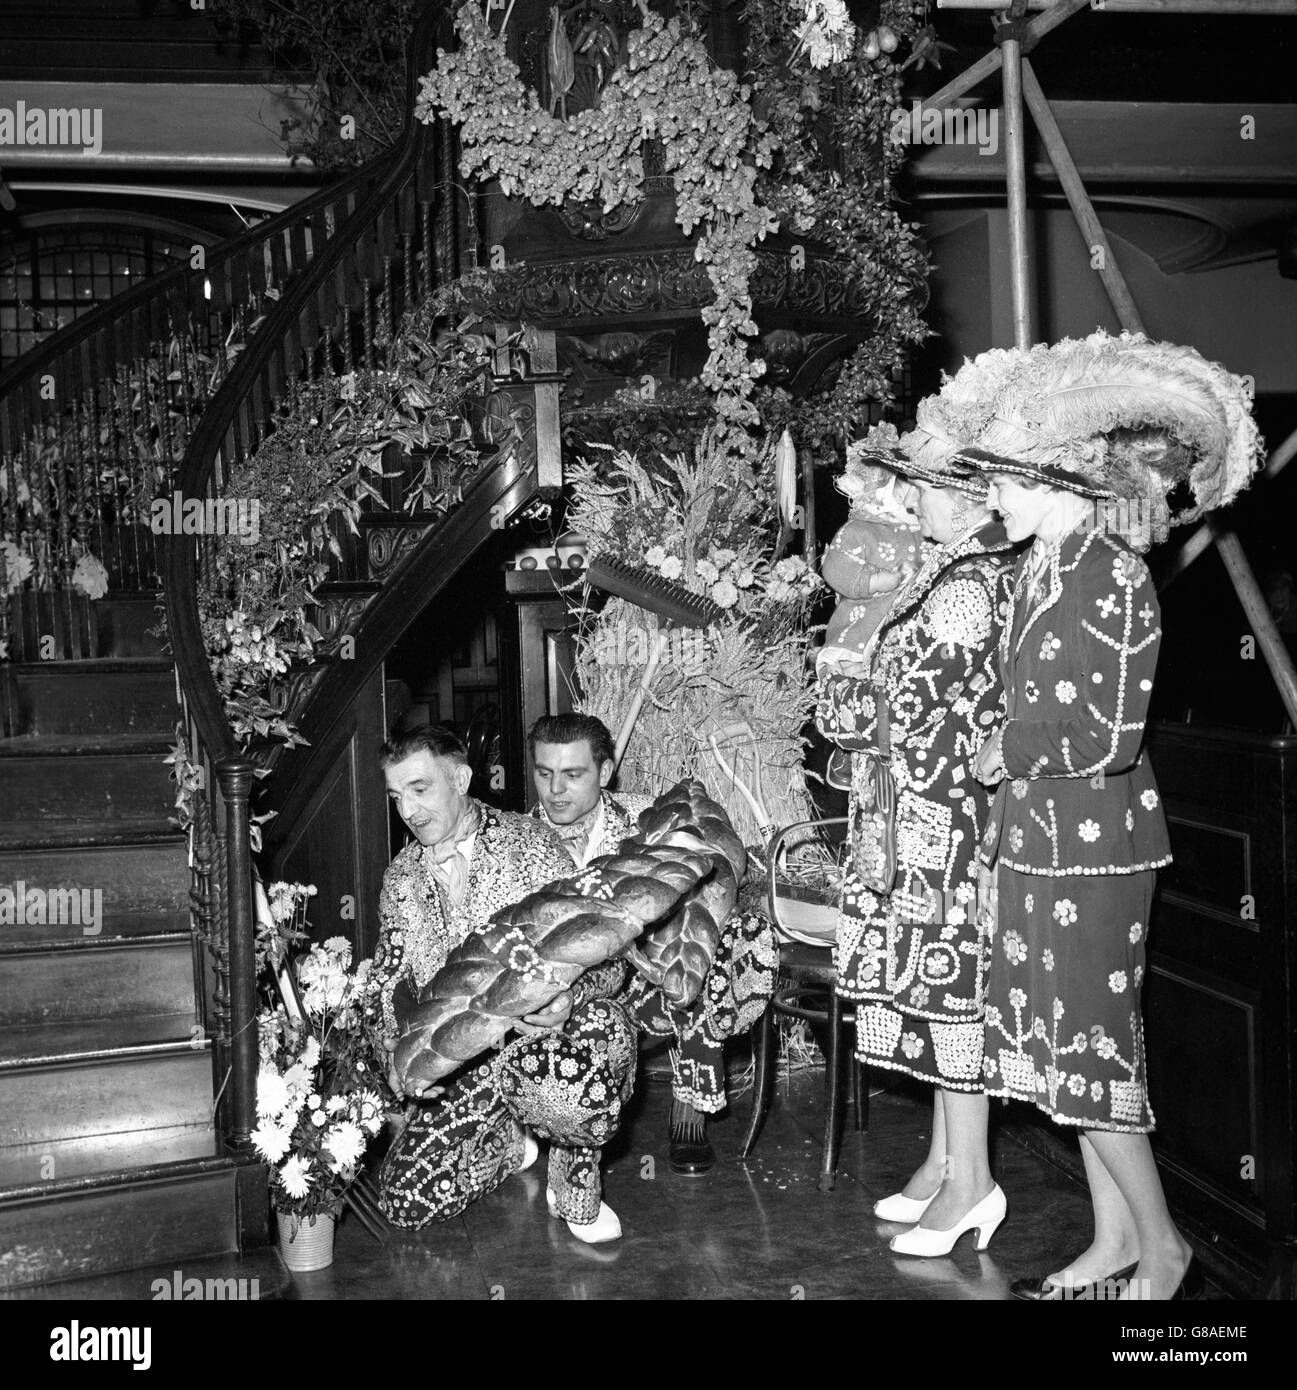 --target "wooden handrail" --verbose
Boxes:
[164,3,453,769]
